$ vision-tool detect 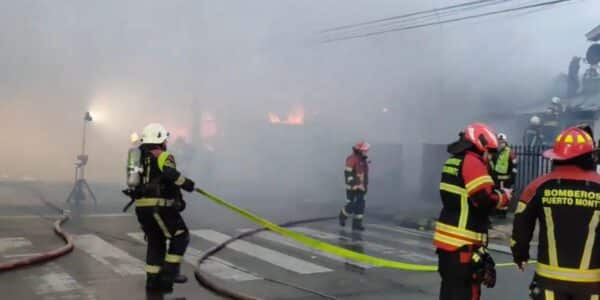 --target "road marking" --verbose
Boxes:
[368,223,514,254]
[291,227,437,262]
[239,229,374,269]
[0,237,33,253]
[0,215,58,220]
[73,234,145,276]
[34,272,81,294]
[4,252,42,258]
[128,232,259,282]
[0,213,132,220]
[83,213,132,218]
[332,225,435,251]
[367,224,431,239]
[25,263,85,296]
[190,229,332,274]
